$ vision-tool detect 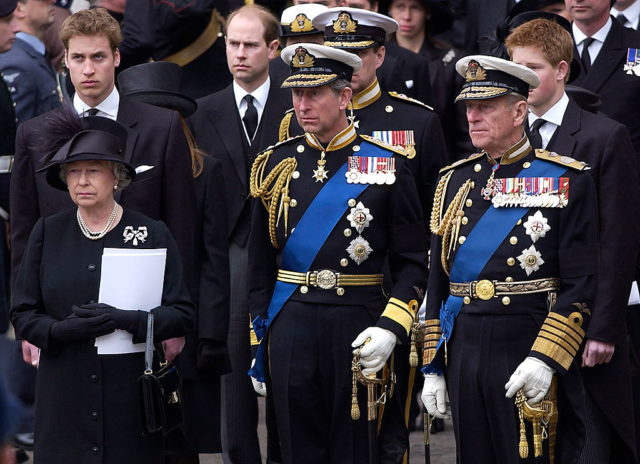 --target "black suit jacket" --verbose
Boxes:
[10,98,195,282]
[189,81,292,244]
[570,19,640,156]
[379,42,434,106]
[544,99,639,460]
